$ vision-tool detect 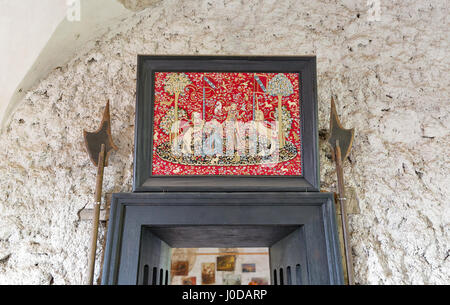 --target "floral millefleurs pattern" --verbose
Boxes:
[151,72,302,176]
